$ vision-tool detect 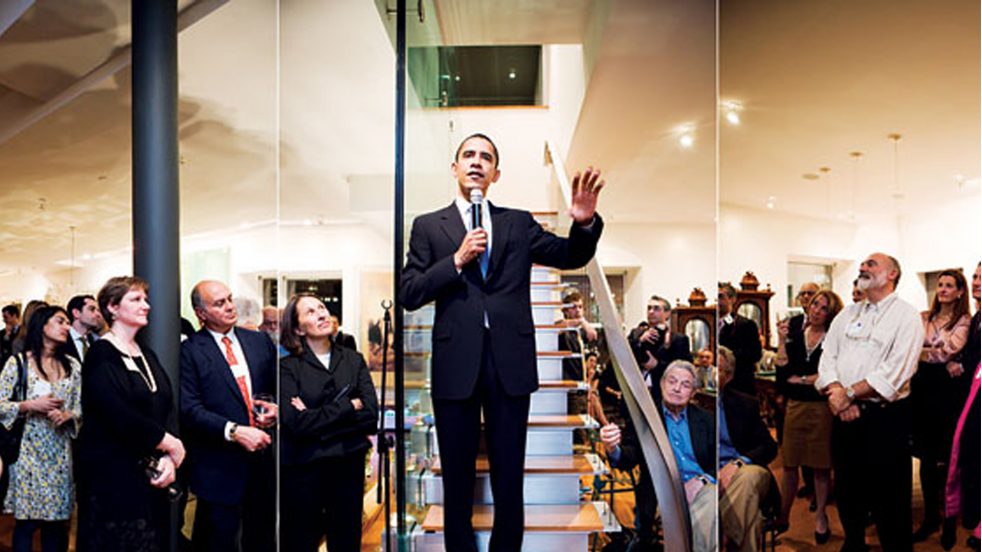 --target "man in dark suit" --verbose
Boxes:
[180,280,278,552]
[66,294,103,363]
[600,360,717,551]
[330,314,358,351]
[400,133,605,551]
[628,294,692,403]
[1,304,20,366]
[717,346,780,551]
[718,282,763,395]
